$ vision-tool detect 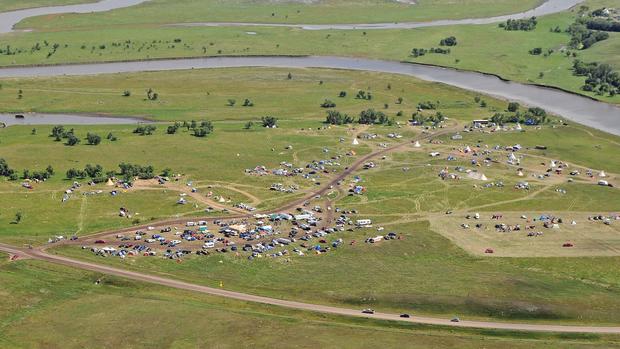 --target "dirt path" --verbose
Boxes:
[1,242,619,334]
